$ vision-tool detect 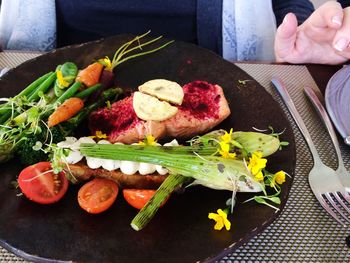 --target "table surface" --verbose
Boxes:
[0,51,349,262]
